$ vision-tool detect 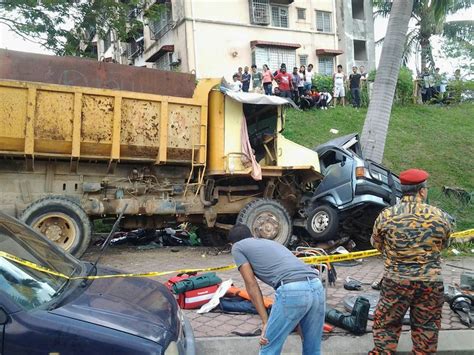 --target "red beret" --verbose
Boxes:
[399,169,429,185]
